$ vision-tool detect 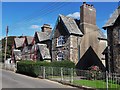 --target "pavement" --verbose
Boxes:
[1,69,77,89]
